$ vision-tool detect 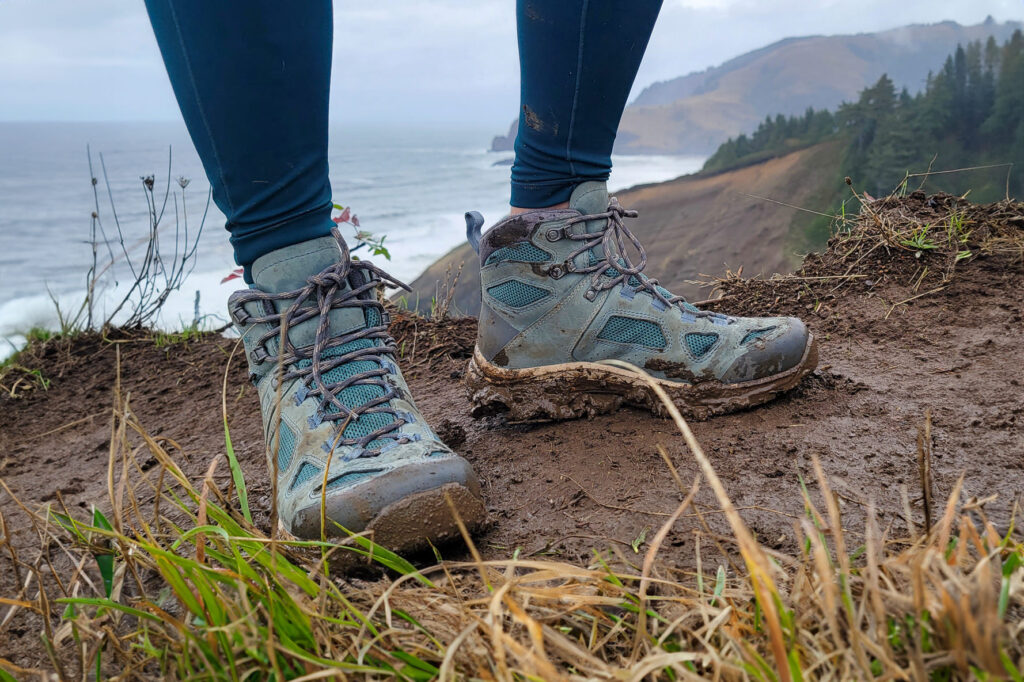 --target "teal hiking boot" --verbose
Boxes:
[465,182,818,421]
[228,232,485,549]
